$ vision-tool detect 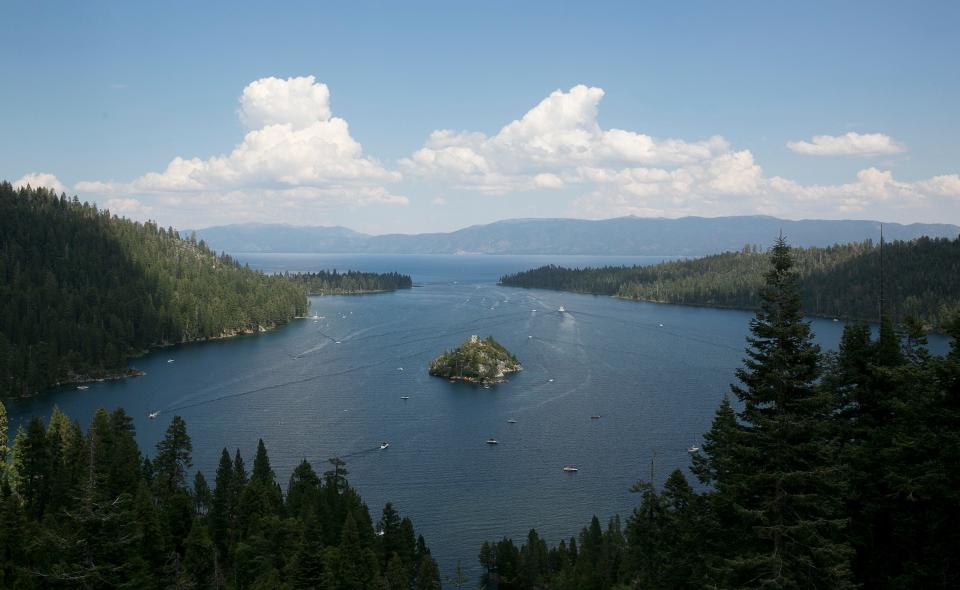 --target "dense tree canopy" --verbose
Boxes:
[0,405,440,589]
[500,237,960,328]
[0,182,309,396]
[285,270,412,295]
[483,240,960,589]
